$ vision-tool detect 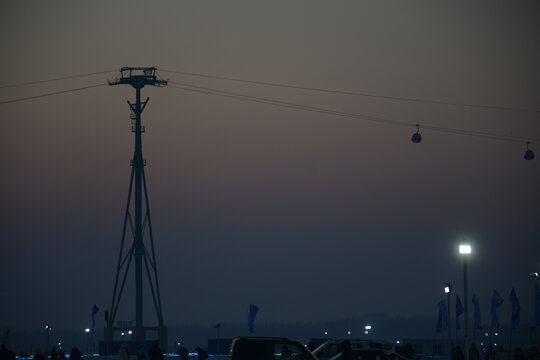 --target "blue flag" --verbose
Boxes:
[437,300,448,332]
[535,283,540,327]
[491,290,504,328]
[509,288,520,329]
[248,304,259,334]
[472,293,482,330]
[91,304,99,330]
[456,296,464,330]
